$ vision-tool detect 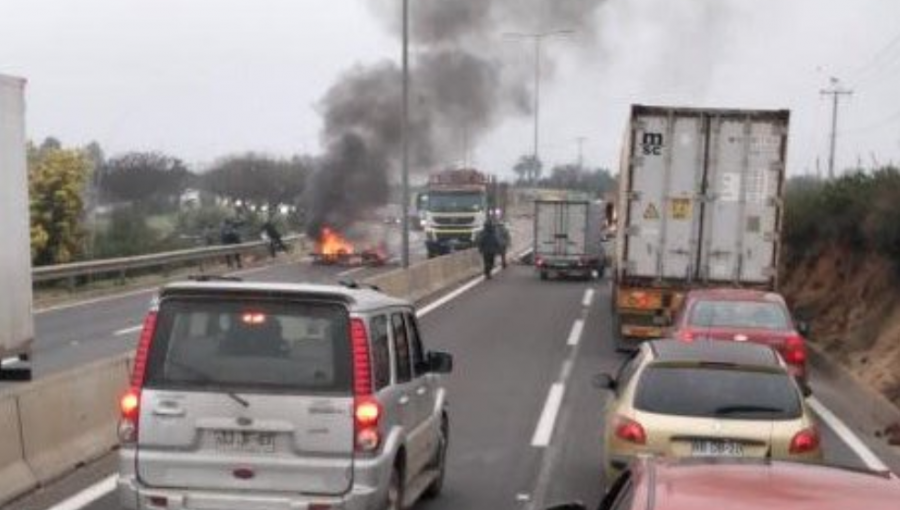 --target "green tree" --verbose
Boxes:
[29,146,91,265]
[202,153,312,212]
[99,152,192,210]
